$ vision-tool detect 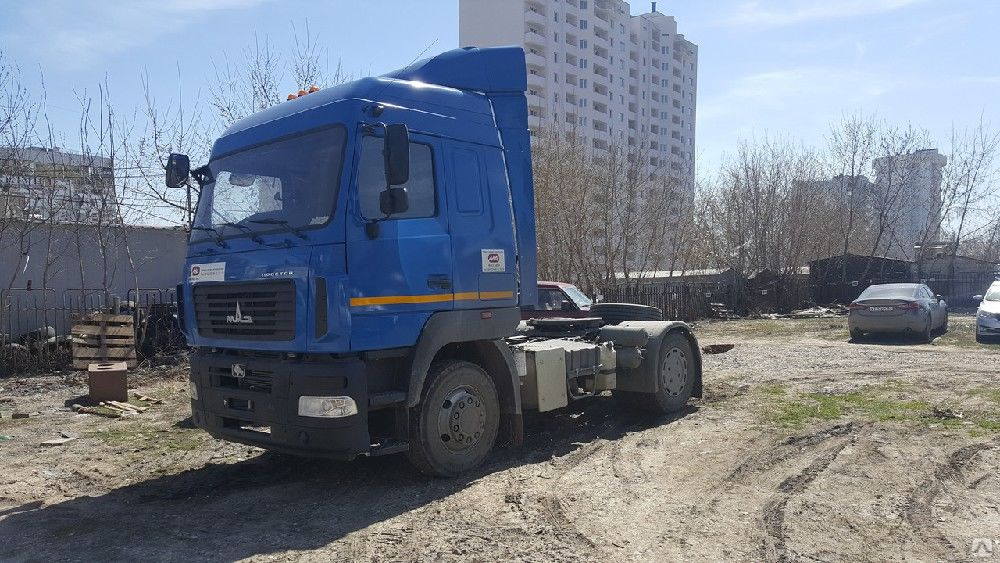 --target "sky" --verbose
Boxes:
[1,0,998,178]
